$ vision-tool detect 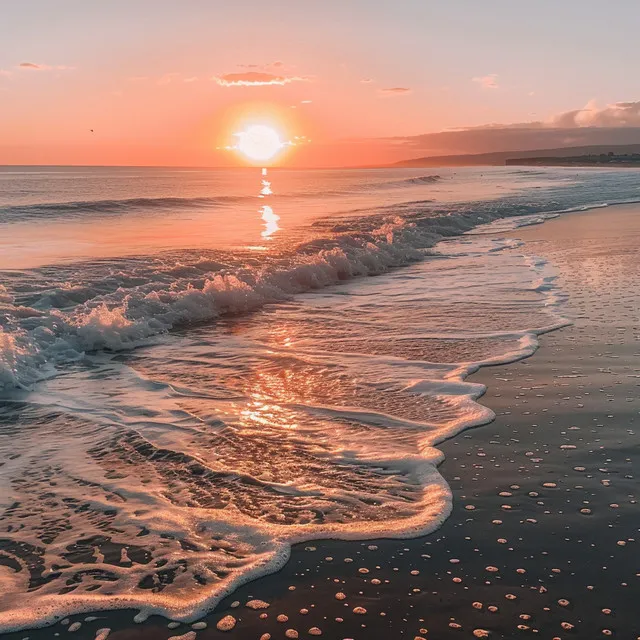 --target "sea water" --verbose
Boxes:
[0,165,638,630]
